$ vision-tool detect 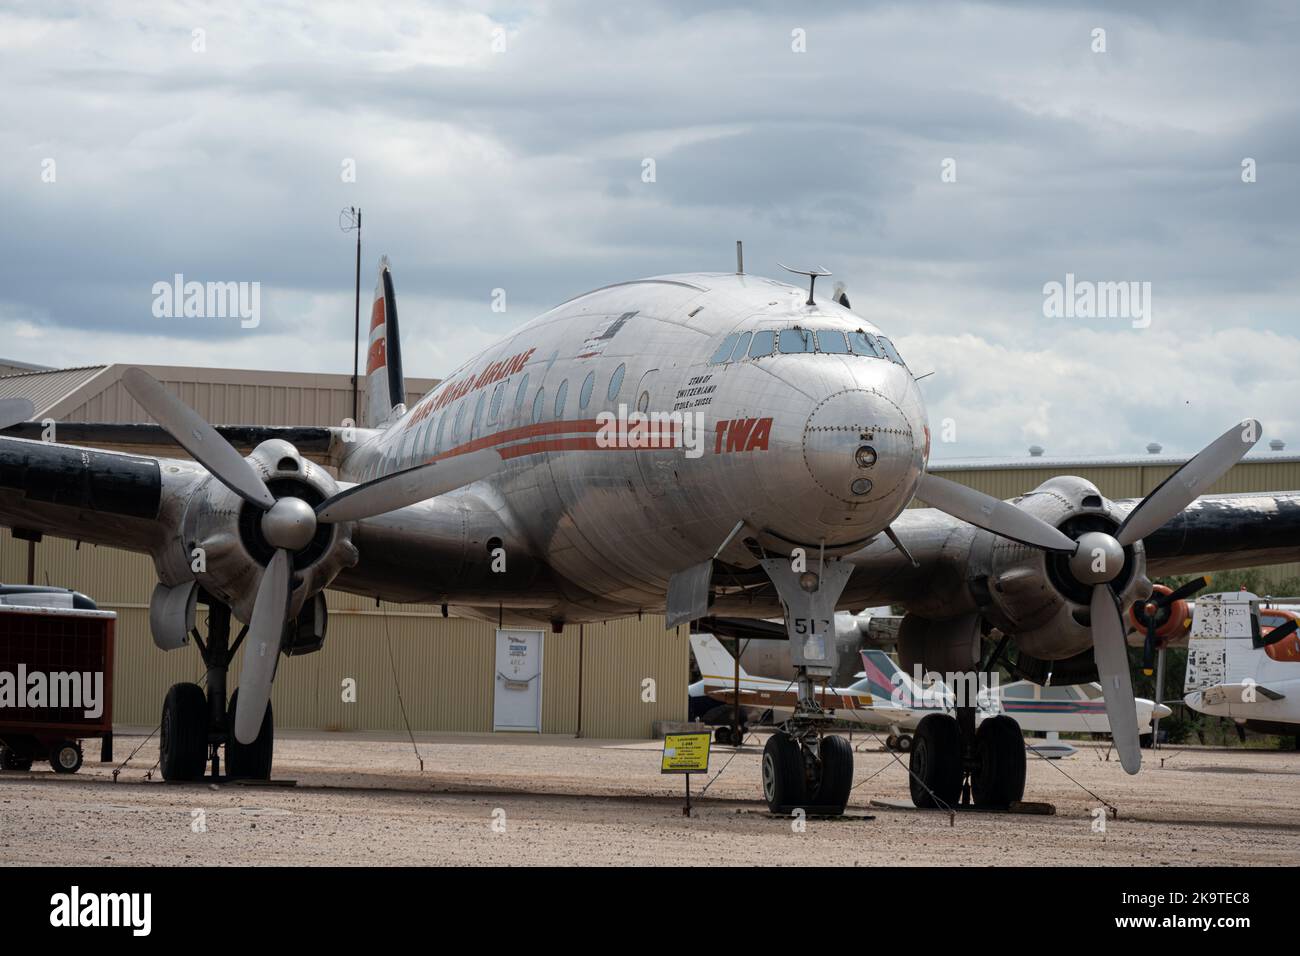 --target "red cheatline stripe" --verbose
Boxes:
[420,417,683,464]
